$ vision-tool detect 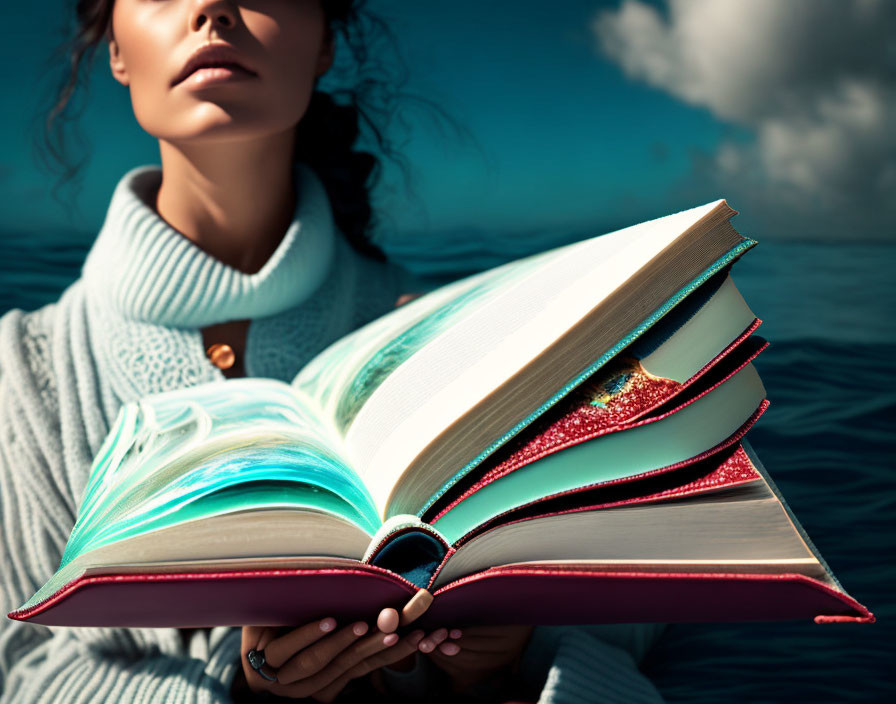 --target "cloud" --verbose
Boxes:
[592,0,896,239]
